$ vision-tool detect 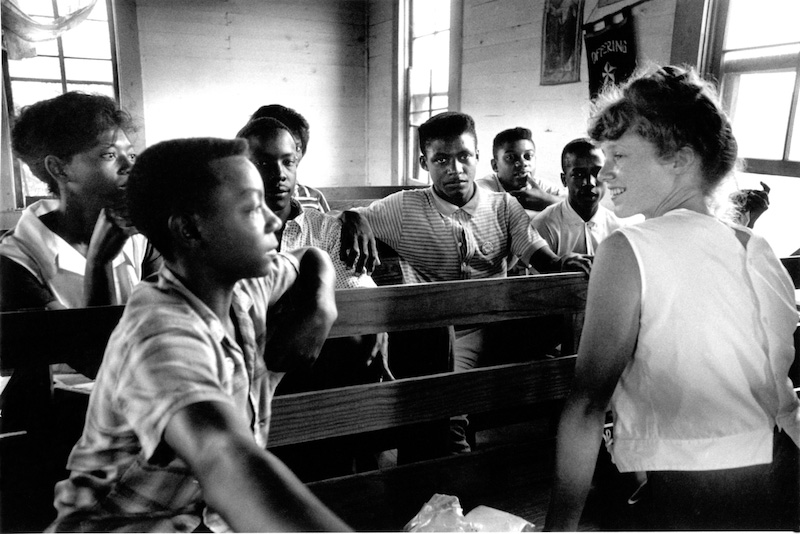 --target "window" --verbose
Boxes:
[403,0,461,183]
[704,0,800,177]
[3,0,117,206]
